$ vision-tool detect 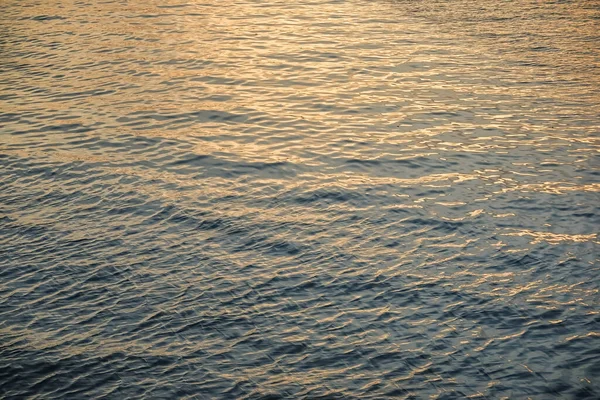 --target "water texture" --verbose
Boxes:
[1,0,599,398]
